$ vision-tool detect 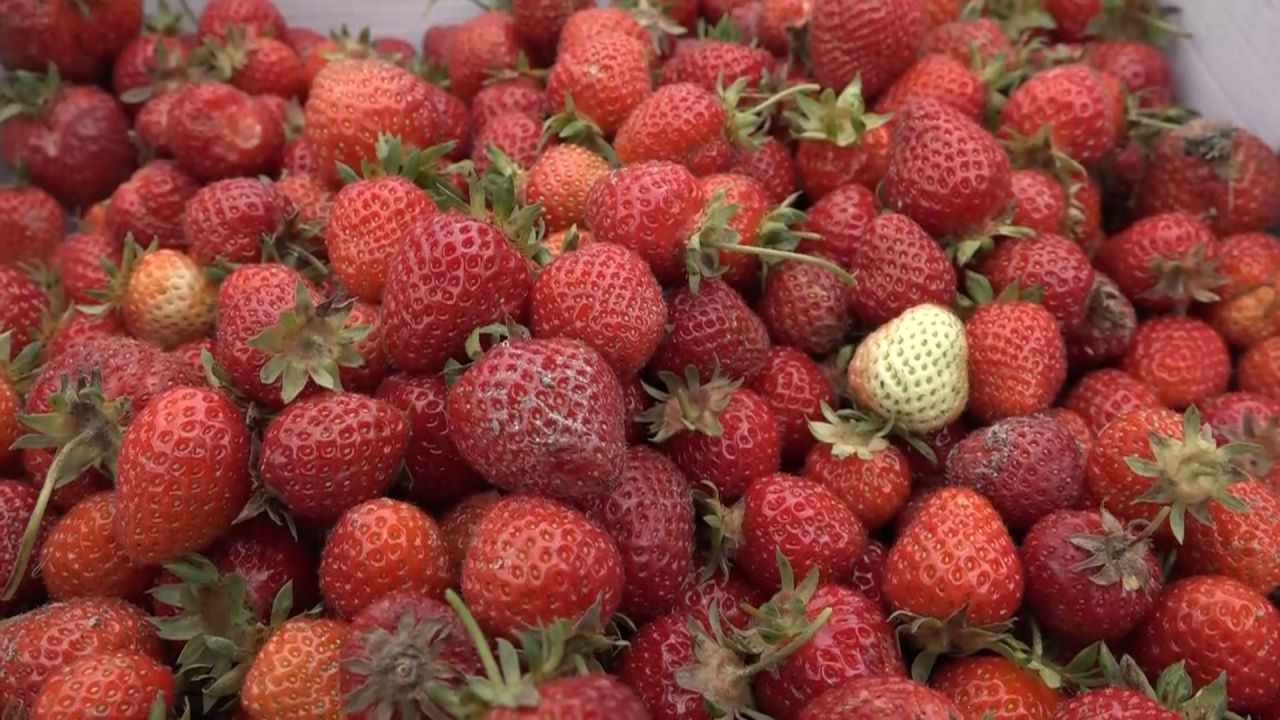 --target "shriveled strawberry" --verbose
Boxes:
[749,347,835,465]
[1139,118,1280,234]
[107,160,200,249]
[1241,336,1280,402]
[526,144,612,233]
[787,80,892,200]
[921,16,1011,64]
[965,299,1067,423]
[980,233,1096,331]
[1063,368,1160,434]
[1000,64,1125,166]
[1067,275,1137,369]
[1096,211,1222,312]
[470,79,548,132]
[848,213,957,329]
[933,656,1060,719]
[799,676,967,719]
[0,0,143,83]
[196,0,288,40]
[808,0,928,98]
[650,279,771,382]
[166,83,284,182]
[1122,316,1230,409]
[1052,688,1179,720]
[0,186,61,267]
[51,232,122,305]
[32,651,175,719]
[445,12,522,102]
[241,617,346,720]
[463,494,624,637]
[1131,575,1280,715]
[874,53,984,120]
[327,175,435,302]
[0,480,54,614]
[376,374,484,510]
[728,136,799,205]
[121,248,217,349]
[39,491,155,602]
[183,177,292,265]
